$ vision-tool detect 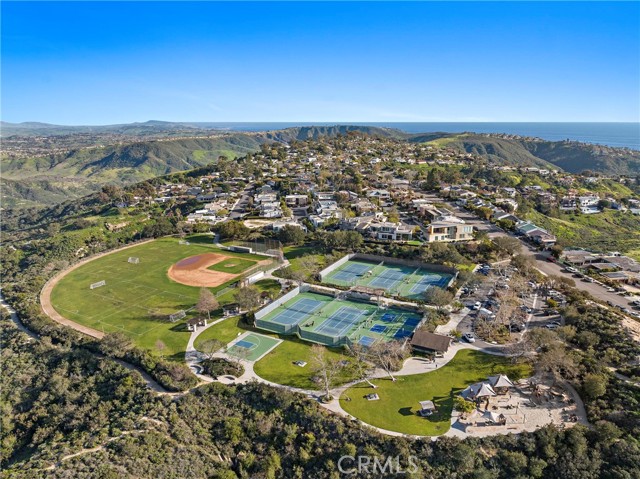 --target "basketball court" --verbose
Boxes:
[226,332,282,362]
